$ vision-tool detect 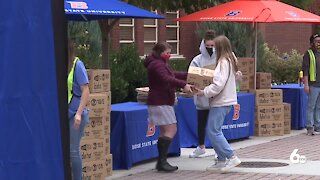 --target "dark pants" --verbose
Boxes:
[197,109,209,146]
